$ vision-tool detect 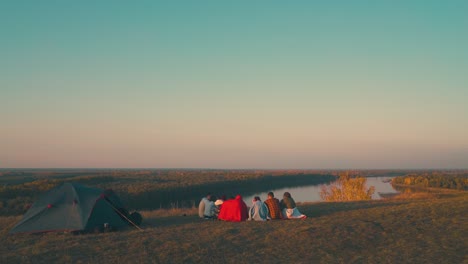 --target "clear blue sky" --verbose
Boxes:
[1,1,467,169]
